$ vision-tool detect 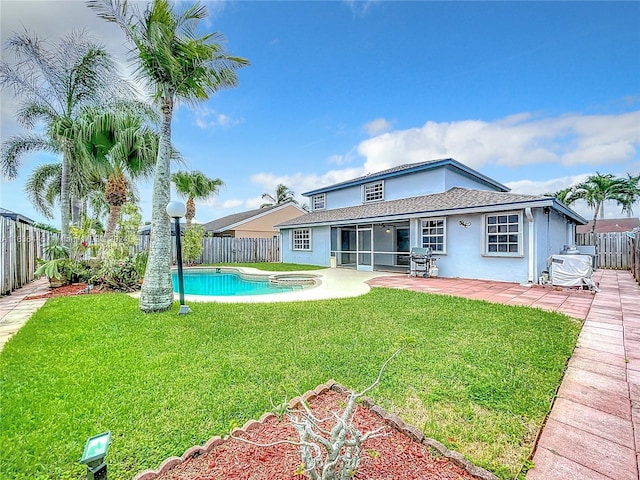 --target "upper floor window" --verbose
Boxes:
[363,181,384,203]
[421,218,446,253]
[292,228,311,250]
[312,194,326,211]
[484,212,522,256]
